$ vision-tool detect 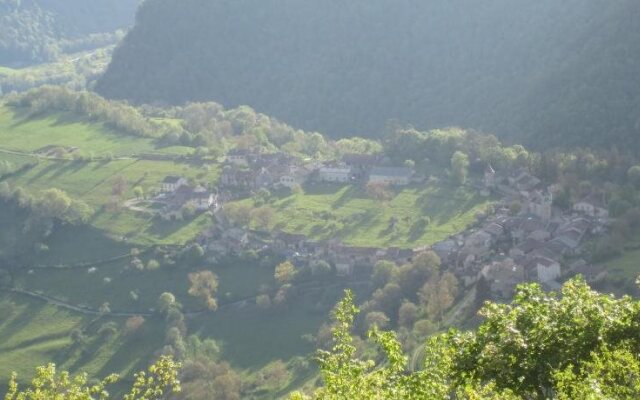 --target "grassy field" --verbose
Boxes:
[0,293,164,388]
[235,182,491,248]
[0,106,157,156]
[14,258,277,311]
[598,248,640,281]
[1,155,219,245]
